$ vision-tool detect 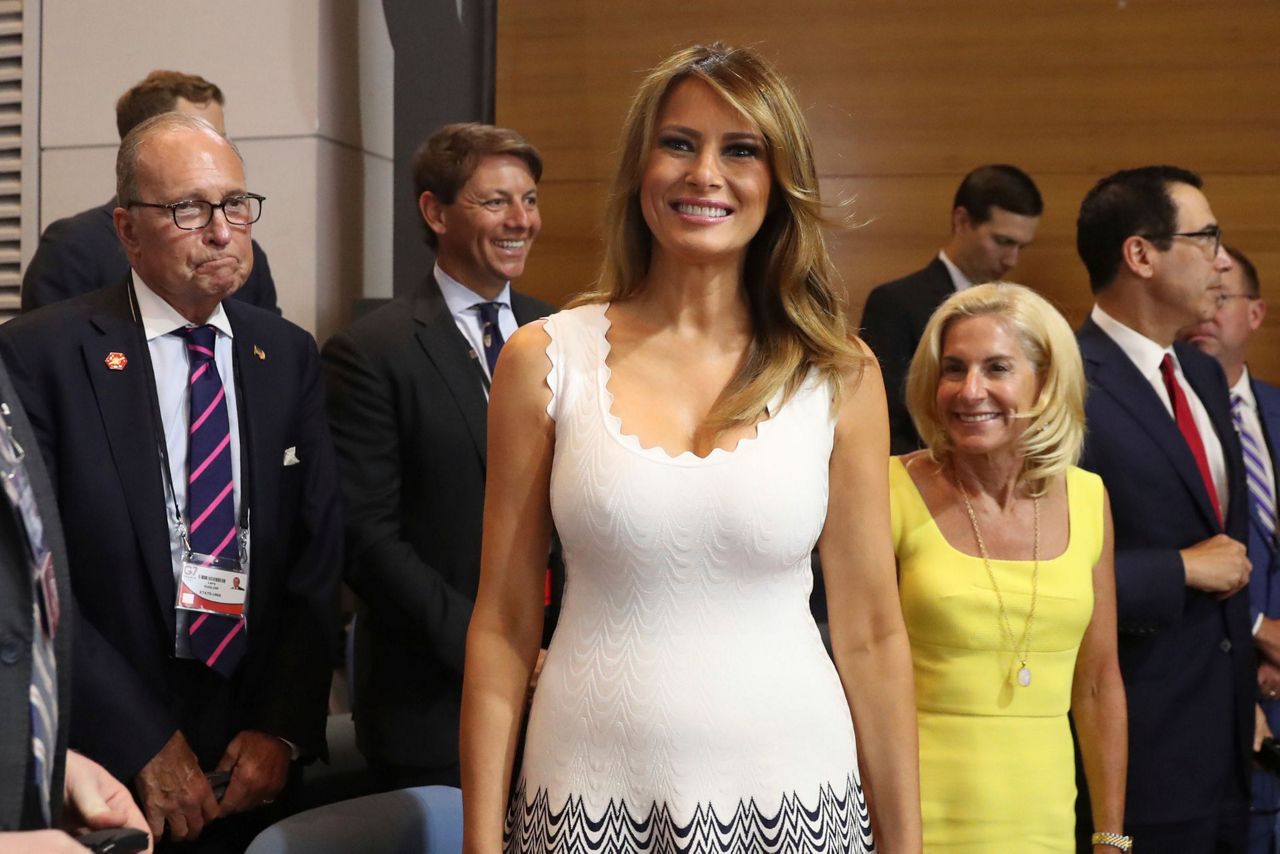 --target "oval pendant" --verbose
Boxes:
[1017,666,1032,687]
